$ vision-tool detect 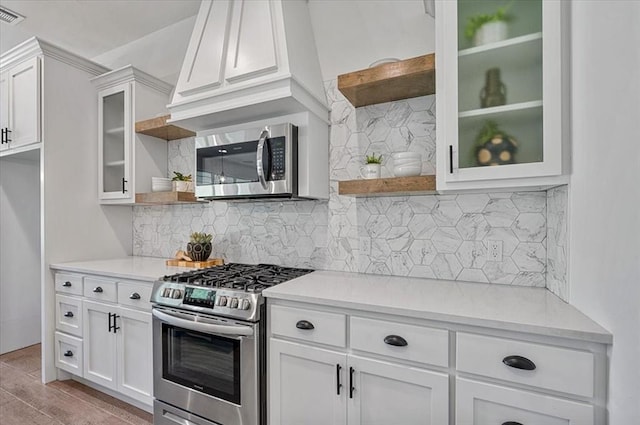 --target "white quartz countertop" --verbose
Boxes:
[50,256,190,282]
[262,270,612,344]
